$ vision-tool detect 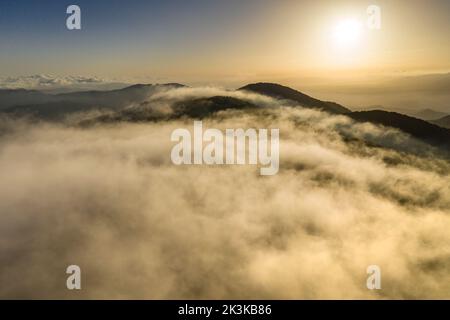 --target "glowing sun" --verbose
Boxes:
[332,19,363,47]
